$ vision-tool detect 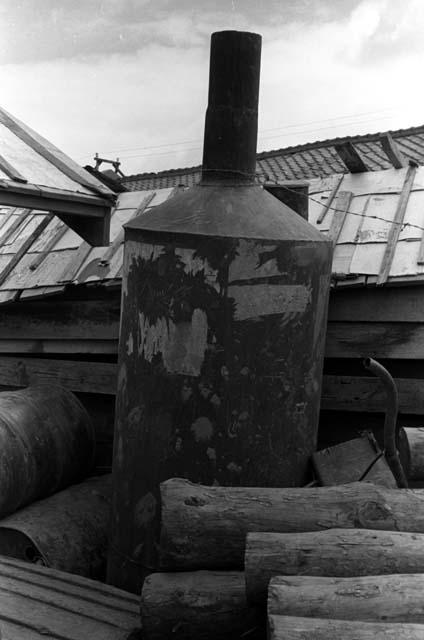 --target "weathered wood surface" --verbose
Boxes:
[268,615,424,640]
[325,322,424,359]
[141,570,261,640]
[0,299,120,340]
[159,478,424,570]
[377,163,417,285]
[0,553,140,639]
[334,141,368,173]
[245,528,424,604]
[0,356,117,394]
[403,427,424,479]
[380,133,408,169]
[322,375,424,414]
[312,434,396,487]
[267,574,424,622]
[329,286,424,322]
